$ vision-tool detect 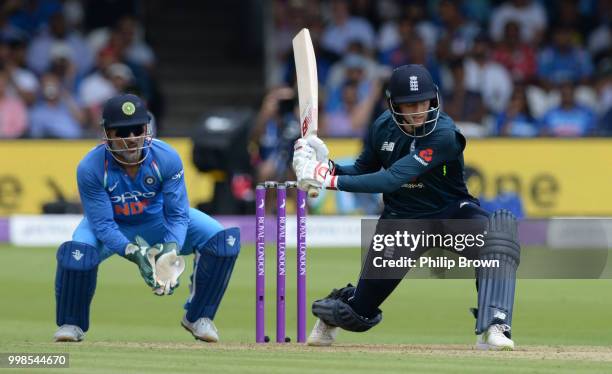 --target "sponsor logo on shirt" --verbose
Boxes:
[419,148,433,162]
[381,141,395,152]
[110,190,156,204]
[401,182,425,189]
[110,190,156,216]
[413,148,433,166]
[413,154,429,166]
